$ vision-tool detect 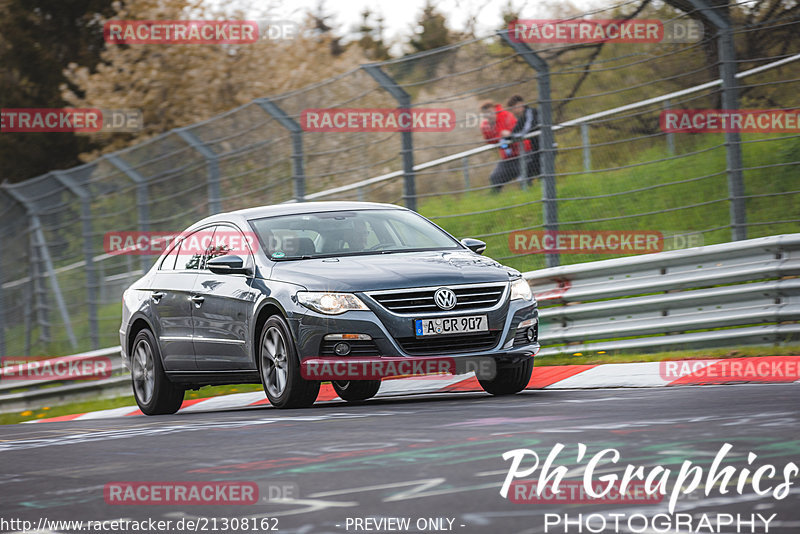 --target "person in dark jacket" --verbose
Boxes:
[506,95,540,186]
[479,100,532,192]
